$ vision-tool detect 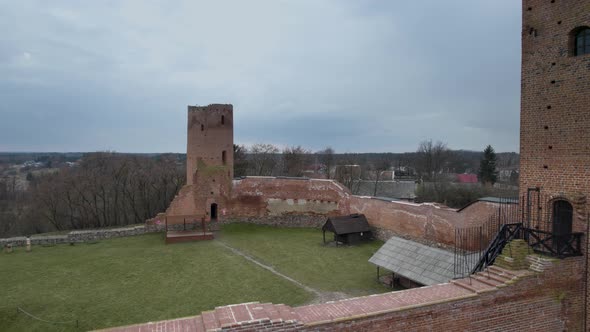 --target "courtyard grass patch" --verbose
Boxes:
[0,233,312,332]
[219,223,391,296]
